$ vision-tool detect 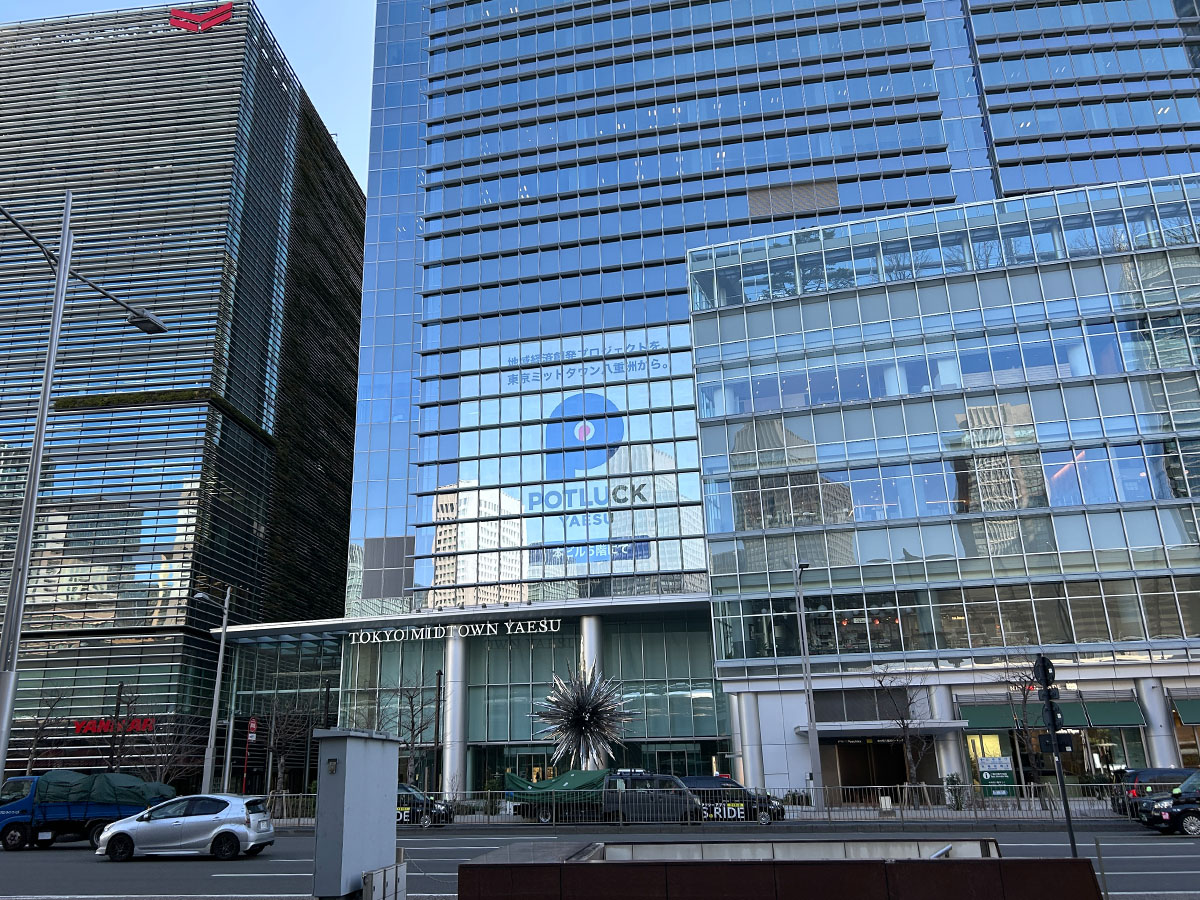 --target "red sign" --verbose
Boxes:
[169,3,234,33]
[248,716,258,733]
[72,717,156,735]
